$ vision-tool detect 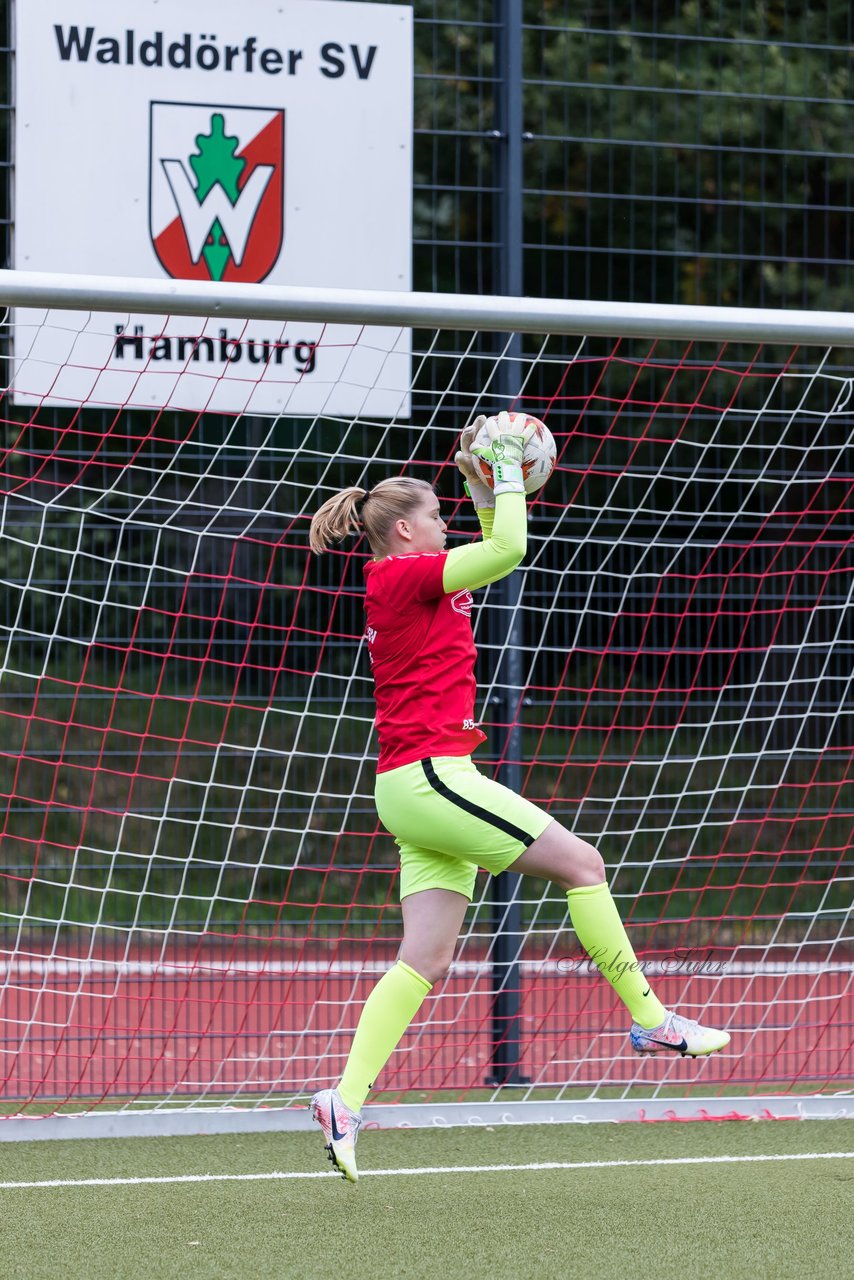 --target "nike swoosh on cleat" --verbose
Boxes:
[329,1098,347,1142]
[645,1035,688,1052]
[642,987,651,997]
